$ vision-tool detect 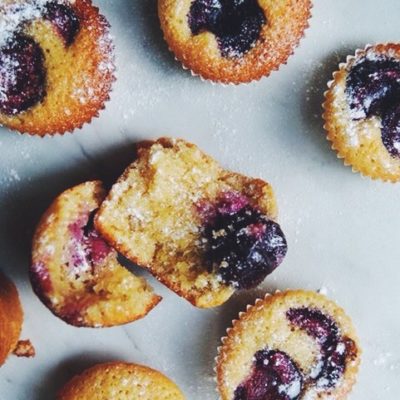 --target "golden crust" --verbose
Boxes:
[323,43,400,182]
[95,138,279,308]
[158,0,312,84]
[0,0,115,136]
[0,272,23,367]
[30,180,161,328]
[216,290,361,400]
[57,362,186,400]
